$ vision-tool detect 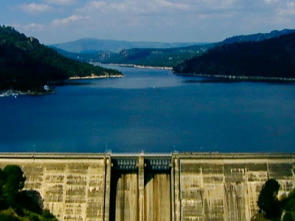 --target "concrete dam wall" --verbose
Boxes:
[0,153,294,221]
